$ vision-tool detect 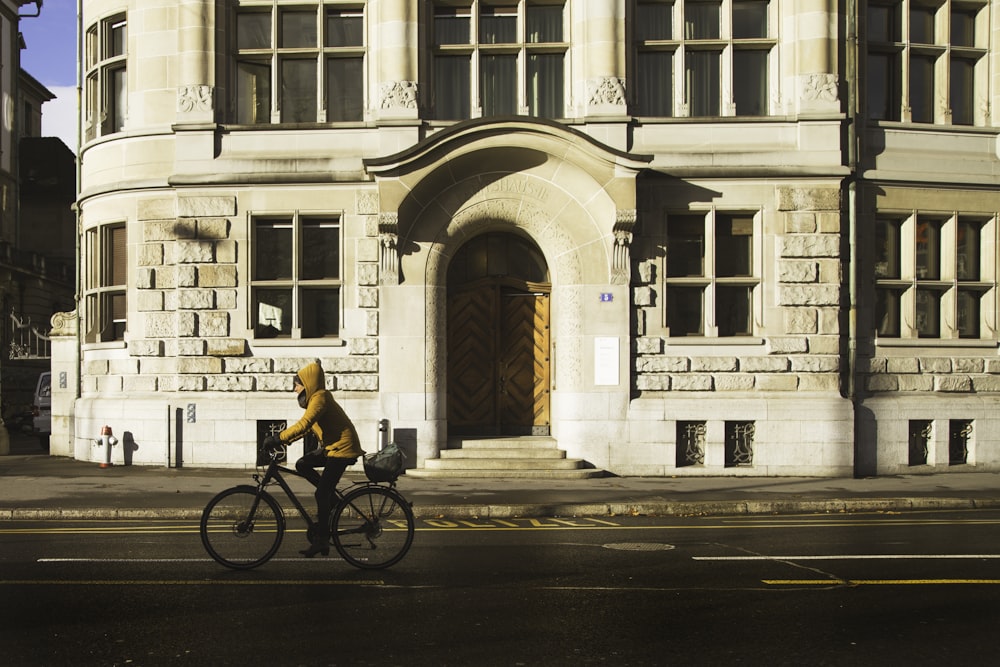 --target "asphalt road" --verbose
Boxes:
[2,510,999,666]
